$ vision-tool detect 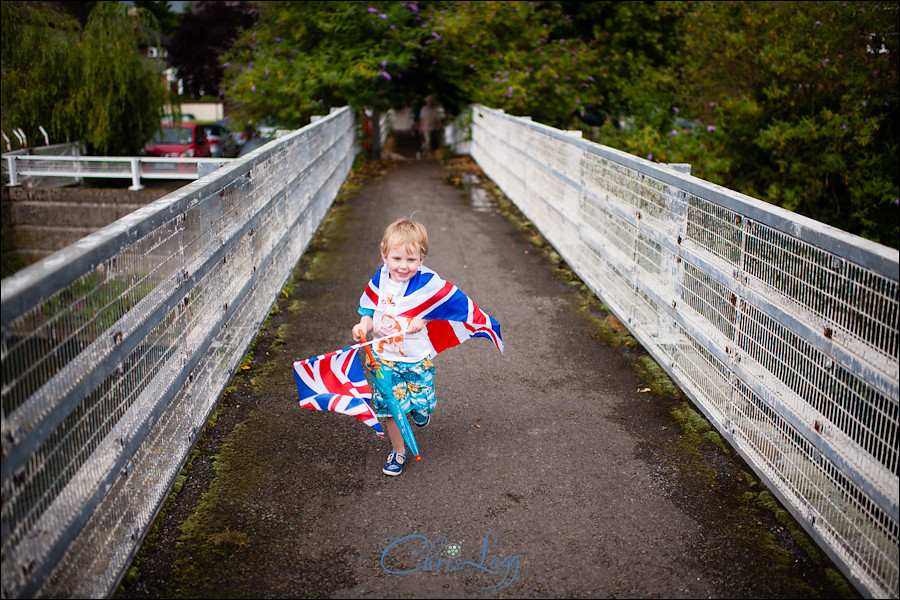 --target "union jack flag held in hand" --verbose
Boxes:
[293,344,384,437]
